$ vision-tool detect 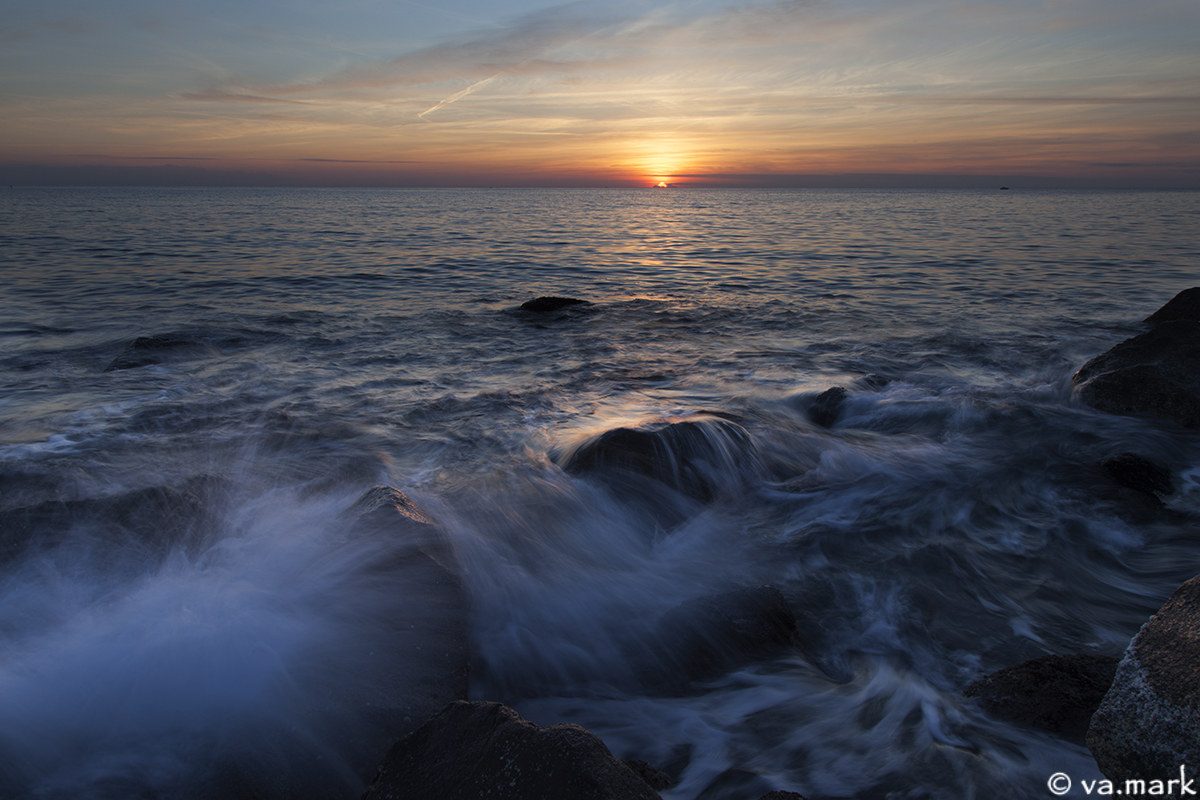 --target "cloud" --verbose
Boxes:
[178,91,315,105]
